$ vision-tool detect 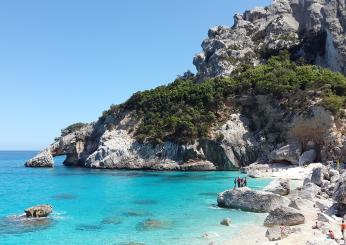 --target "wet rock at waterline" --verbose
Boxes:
[25,149,54,168]
[25,205,53,218]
